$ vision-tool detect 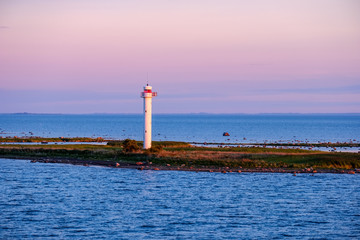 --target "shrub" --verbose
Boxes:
[122,139,140,153]
[149,145,163,153]
[143,145,163,156]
